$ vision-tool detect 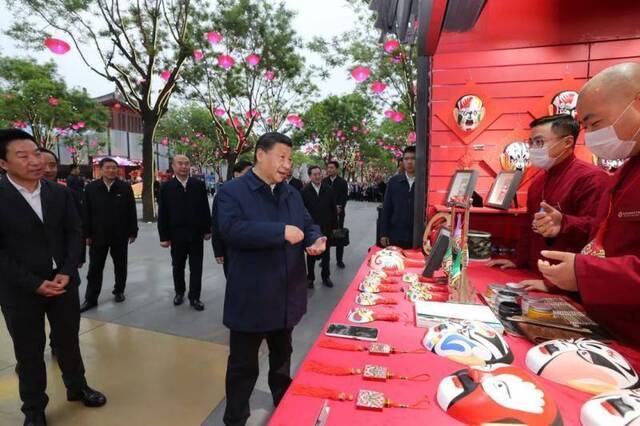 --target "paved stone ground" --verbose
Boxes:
[76,200,379,426]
